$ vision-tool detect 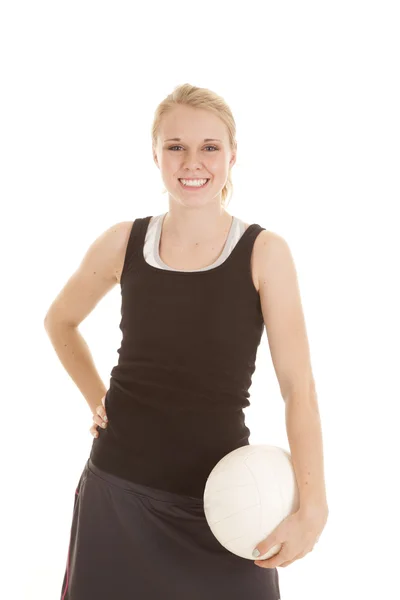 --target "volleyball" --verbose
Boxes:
[203,444,300,561]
